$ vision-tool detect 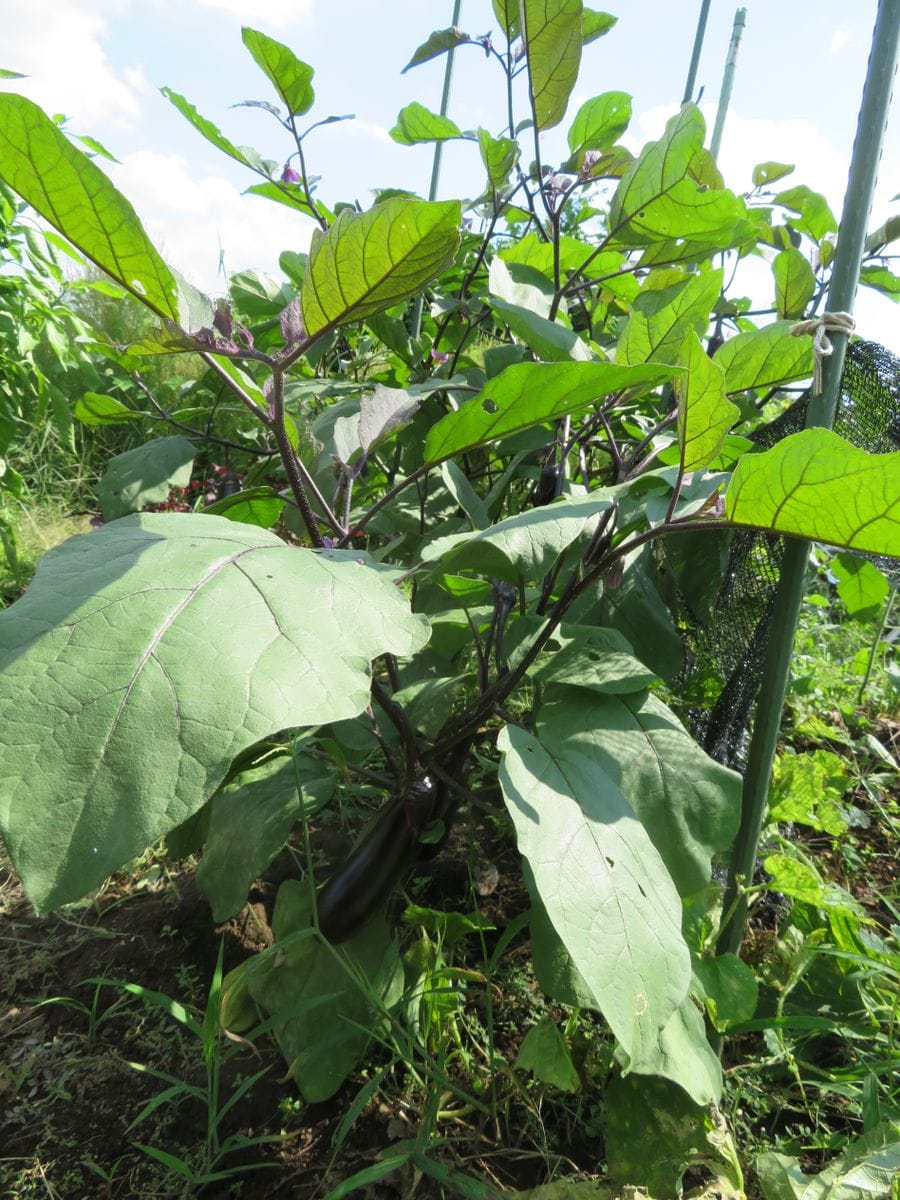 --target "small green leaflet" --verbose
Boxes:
[567,91,631,157]
[618,268,722,366]
[772,248,815,318]
[726,428,900,556]
[301,198,461,337]
[390,102,463,145]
